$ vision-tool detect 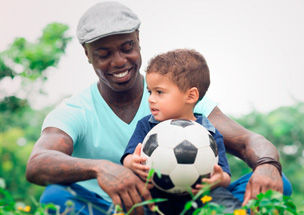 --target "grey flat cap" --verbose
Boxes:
[77,1,141,44]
